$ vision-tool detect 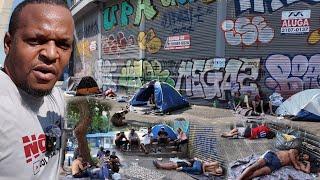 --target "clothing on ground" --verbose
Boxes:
[181,160,203,175]
[260,151,282,172]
